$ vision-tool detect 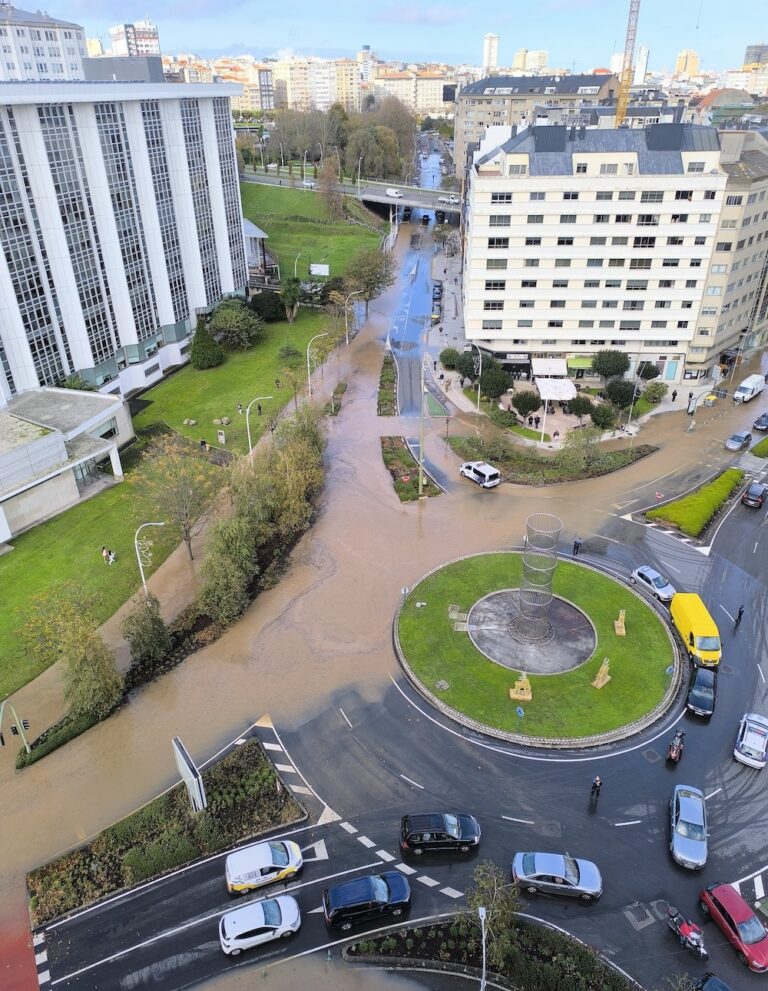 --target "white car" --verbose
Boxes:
[734,713,768,768]
[437,195,450,204]
[219,895,300,955]
[302,179,316,188]
[225,839,303,894]
[447,195,460,204]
